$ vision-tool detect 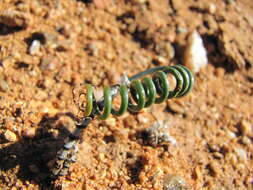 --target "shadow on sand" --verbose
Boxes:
[0,112,78,189]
